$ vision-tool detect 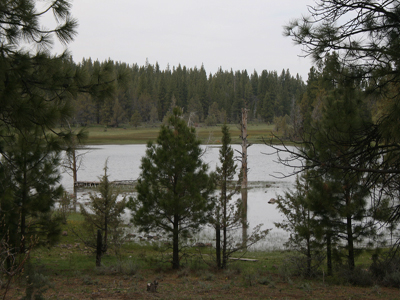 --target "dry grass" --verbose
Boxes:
[77,123,277,145]
[5,266,400,299]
